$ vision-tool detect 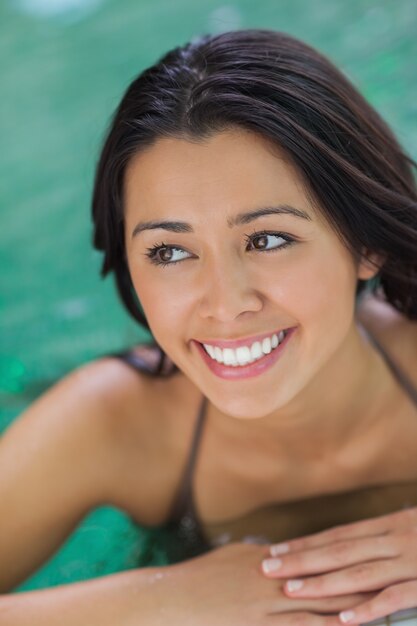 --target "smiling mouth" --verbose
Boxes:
[198,328,291,367]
